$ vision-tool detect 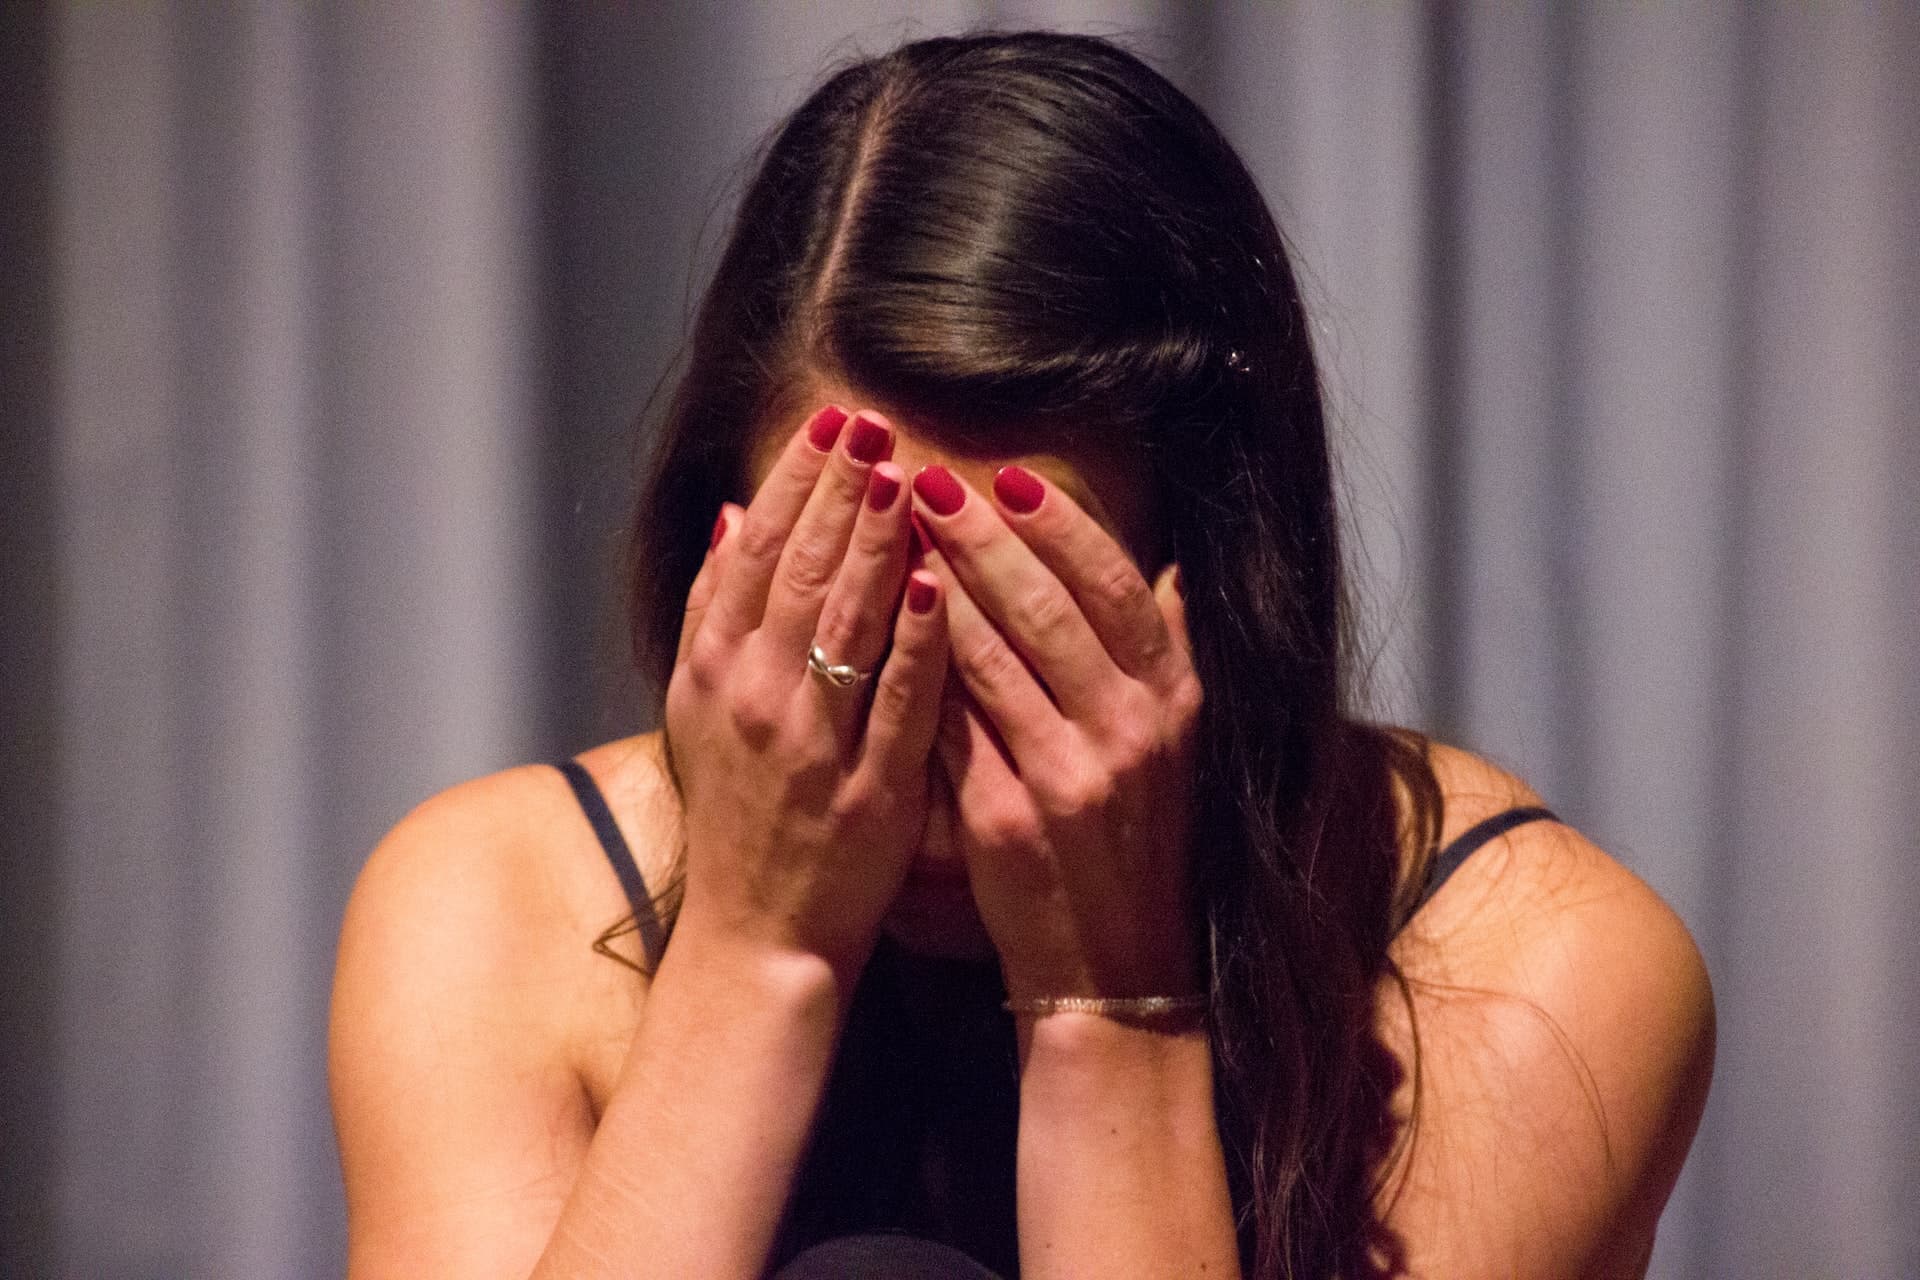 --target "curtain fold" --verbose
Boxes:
[31,2,1918,1275]
[49,3,536,1274]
